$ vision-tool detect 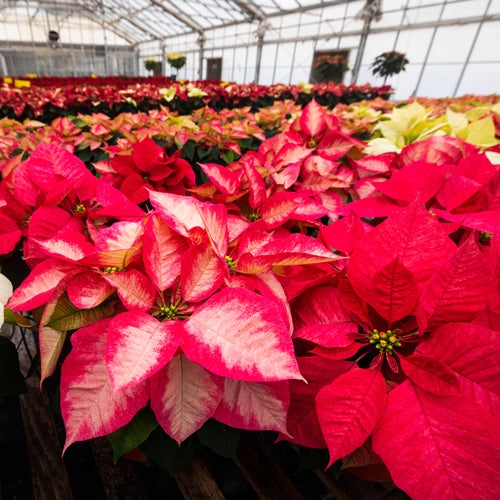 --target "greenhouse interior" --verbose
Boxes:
[1,1,499,499]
